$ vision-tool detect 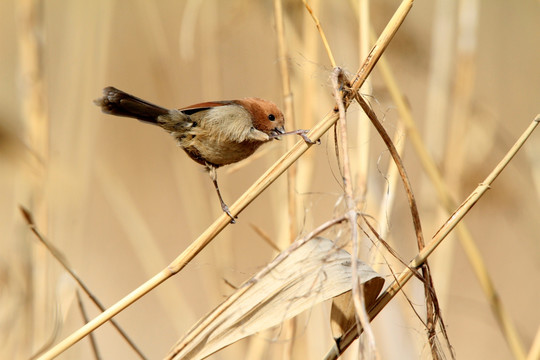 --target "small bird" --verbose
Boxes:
[94,87,310,223]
